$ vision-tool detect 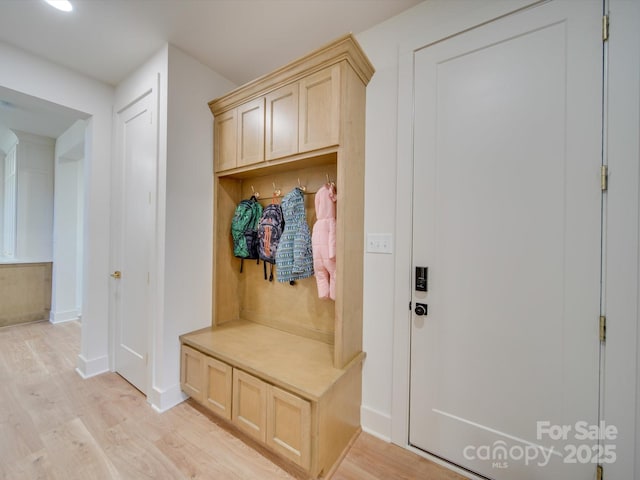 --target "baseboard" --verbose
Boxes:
[361,405,392,442]
[75,353,109,379]
[50,309,81,324]
[149,384,188,413]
